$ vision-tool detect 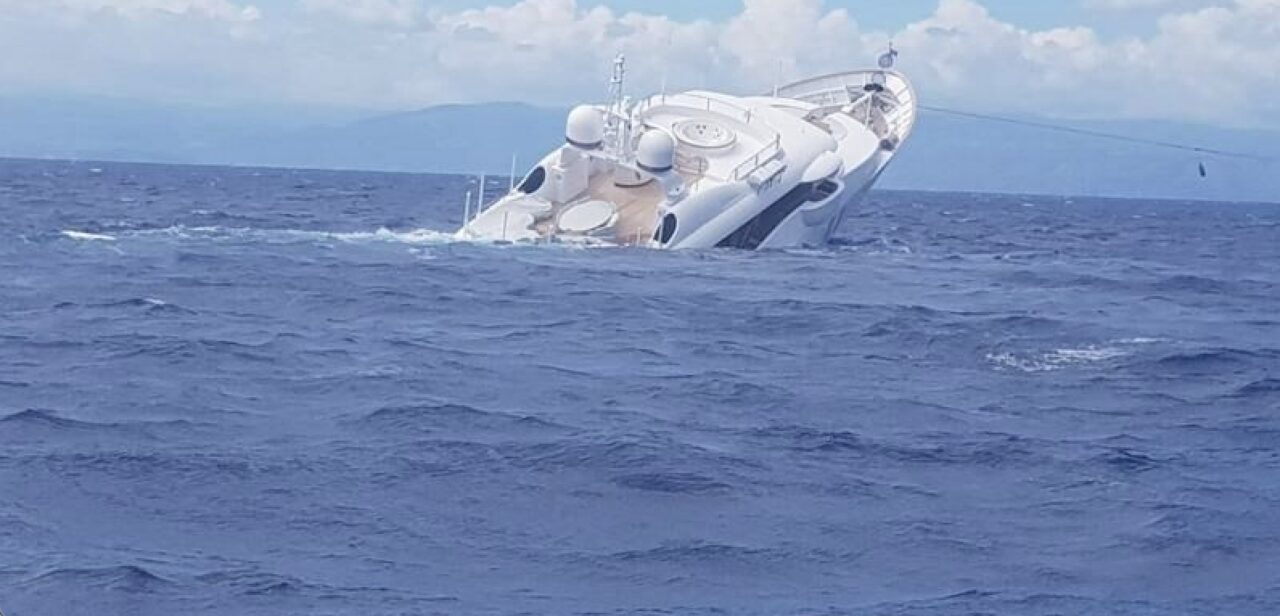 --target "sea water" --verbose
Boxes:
[1,159,1278,615]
